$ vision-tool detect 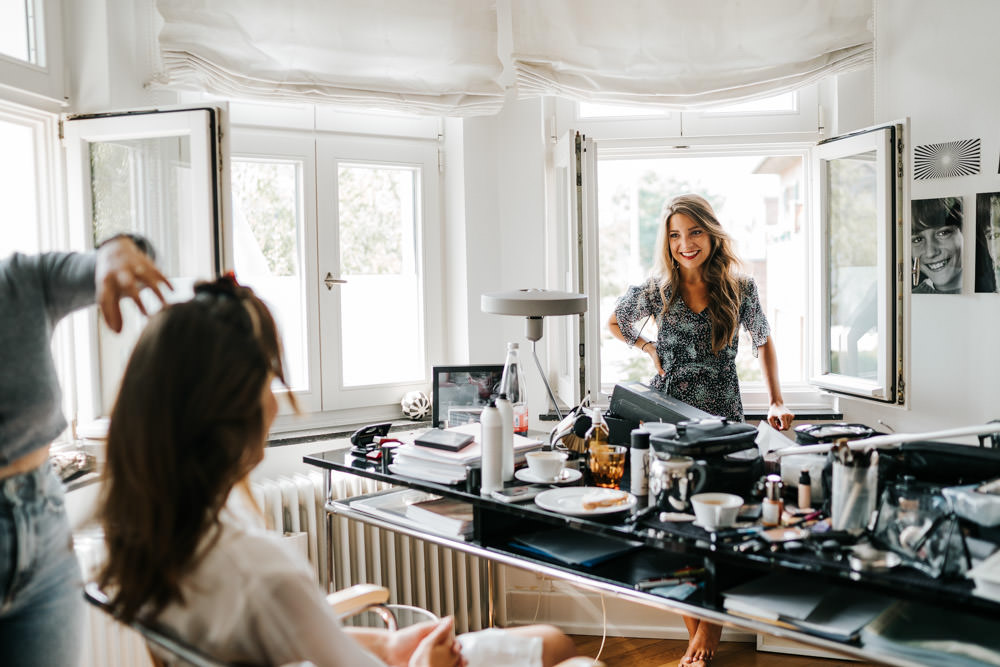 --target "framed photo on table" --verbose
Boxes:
[431,365,503,428]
